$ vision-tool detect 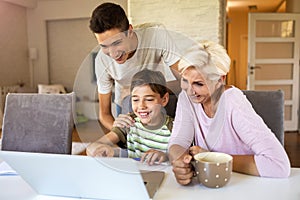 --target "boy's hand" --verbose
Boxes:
[113,114,135,128]
[141,149,167,165]
[87,144,114,157]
